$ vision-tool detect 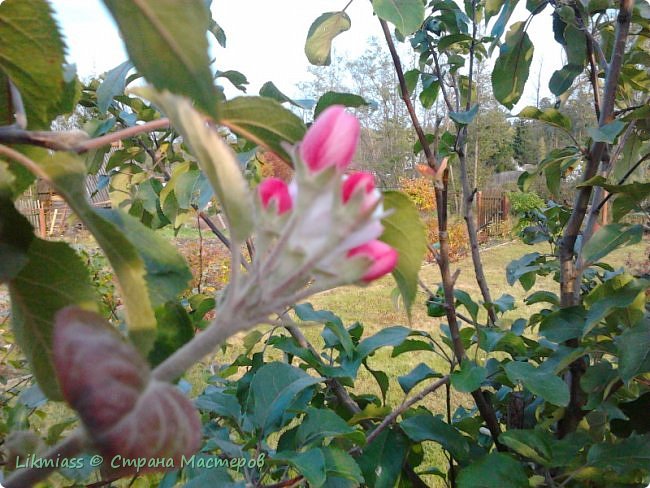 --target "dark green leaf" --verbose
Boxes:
[539,306,585,342]
[195,390,241,420]
[504,361,570,406]
[451,360,486,393]
[259,81,301,107]
[457,452,529,488]
[0,198,34,282]
[616,319,650,381]
[357,326,411,358]
[525,291,559,306]
[216,70,248,92]
[274,449,326,487]
[148,302,194,367]
[587,435,650,475]
[322,447,364,484]
[549,64,583,96]
[419,80,440,109]
[248,362,322,436]
[314,91,369,118]
[500,429,552,464]
[399,363,442,393]
[10,240,98,399]
[358,429,409,488]
[400,413,470,461]
[296,408,361,448]
[305,12,351,66]
[583,278,648,336]
[220,96,306,163]
[491,21,533,109]
[380,191,428,318]
[454,289,479,321]
[372,0,425,35]
[438,33,474,50]
[102,0,219,118]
